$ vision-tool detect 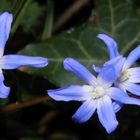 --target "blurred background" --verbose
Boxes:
[0,0,140,140]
